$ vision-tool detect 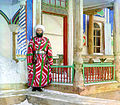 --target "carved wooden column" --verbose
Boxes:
[88,15,94,54]
[12,32,17,61]
[73,0,84,88]
[113,0,120,82]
